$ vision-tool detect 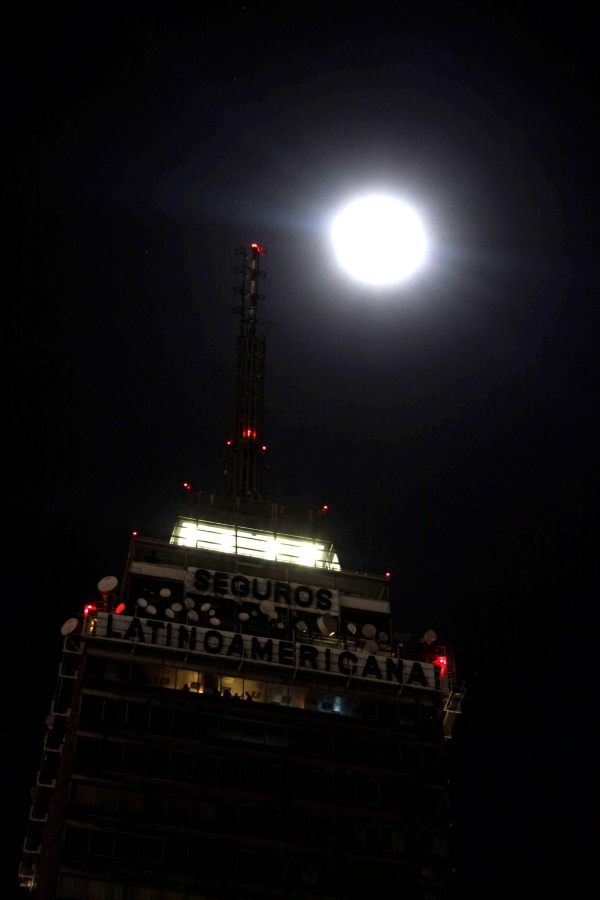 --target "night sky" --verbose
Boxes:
[8,3,596,894]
